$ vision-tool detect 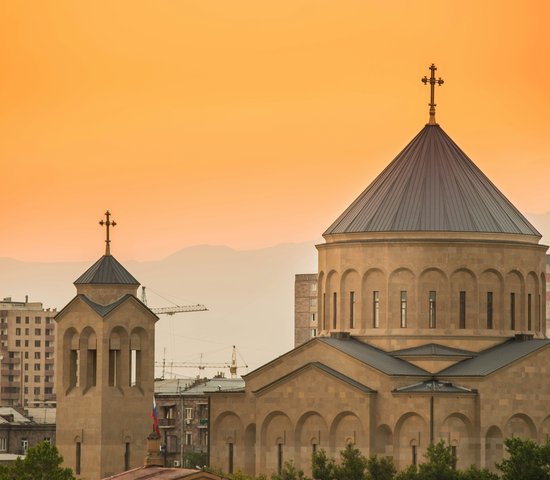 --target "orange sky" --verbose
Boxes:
[1,0,550,261]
